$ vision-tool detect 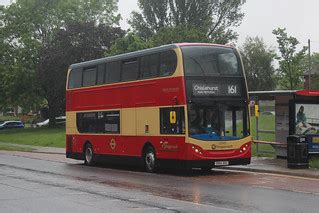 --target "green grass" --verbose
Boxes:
[0,127,65,148]
[310,156,319,169]
[252,143,276,157]
[0,115,20,122]
[0,144,34,152]
[250,115,276,157]
[250,115,275,141]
